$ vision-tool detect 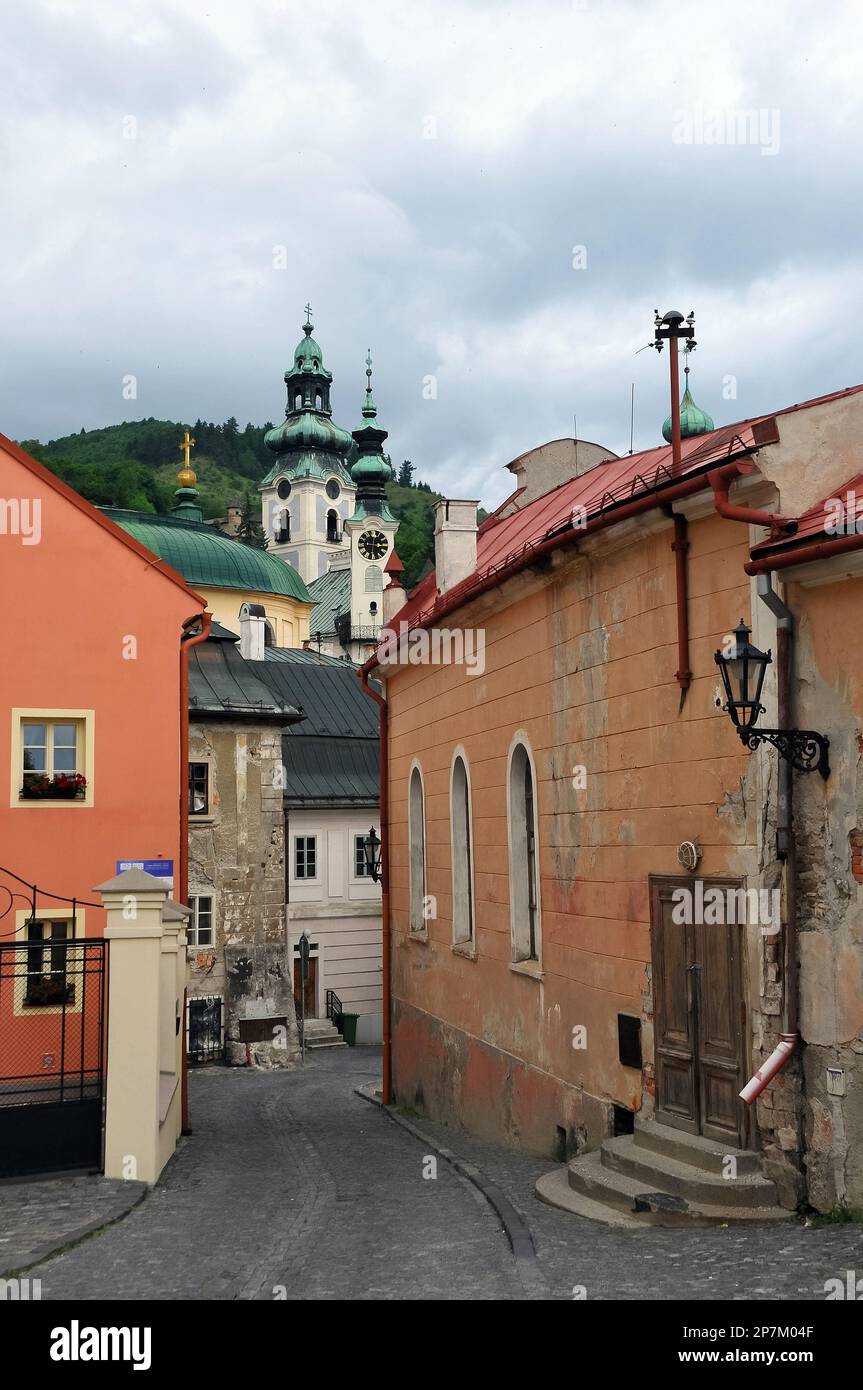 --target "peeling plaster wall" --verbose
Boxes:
[784,578,863,1209]
[386,510,759,1159]
[187,720,288,1025]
